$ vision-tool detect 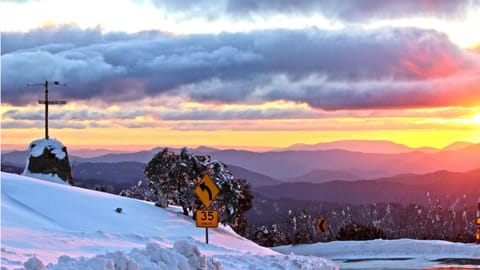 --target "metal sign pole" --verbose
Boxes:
[205,228,209,244]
